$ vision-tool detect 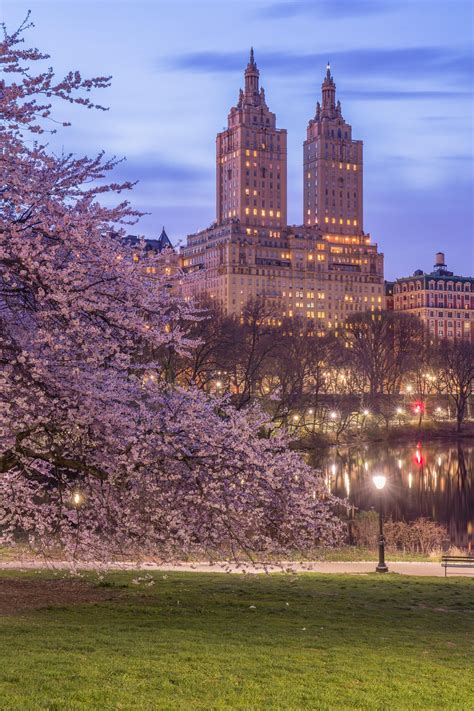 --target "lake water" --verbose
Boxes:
[312,440,474,549]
